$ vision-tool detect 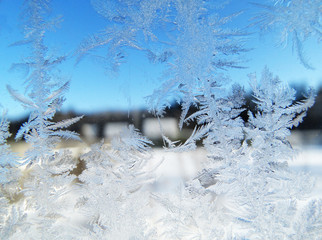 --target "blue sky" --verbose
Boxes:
[0,0,321,120]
